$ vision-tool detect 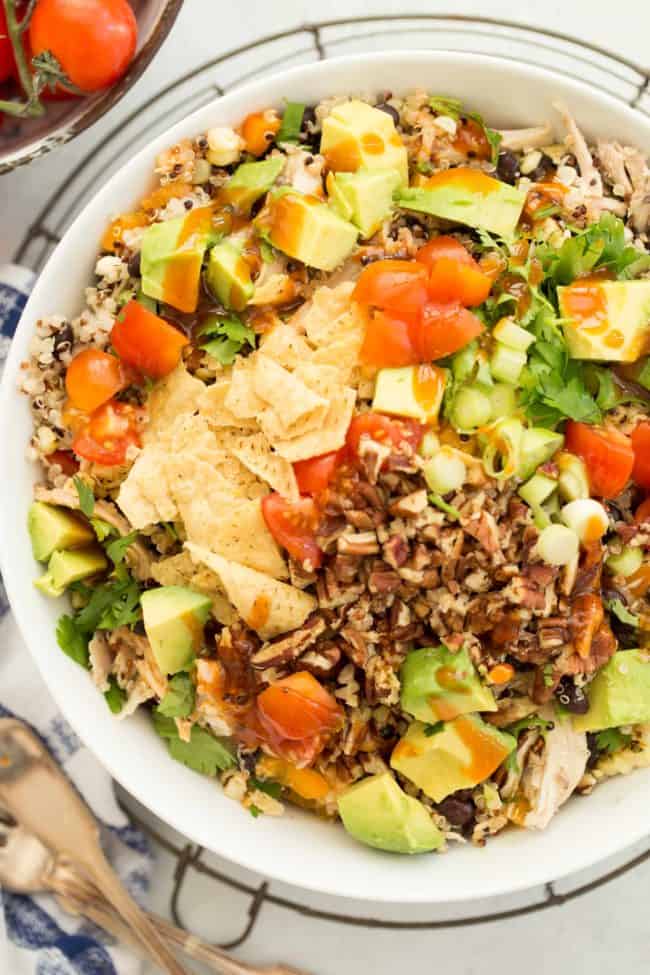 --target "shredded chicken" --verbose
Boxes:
[597,141,633,197]
[520,717,588,829]
[555,101,602,197]
[498,123,554,152]
[280,145,325,197]
[88,632,113,693]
